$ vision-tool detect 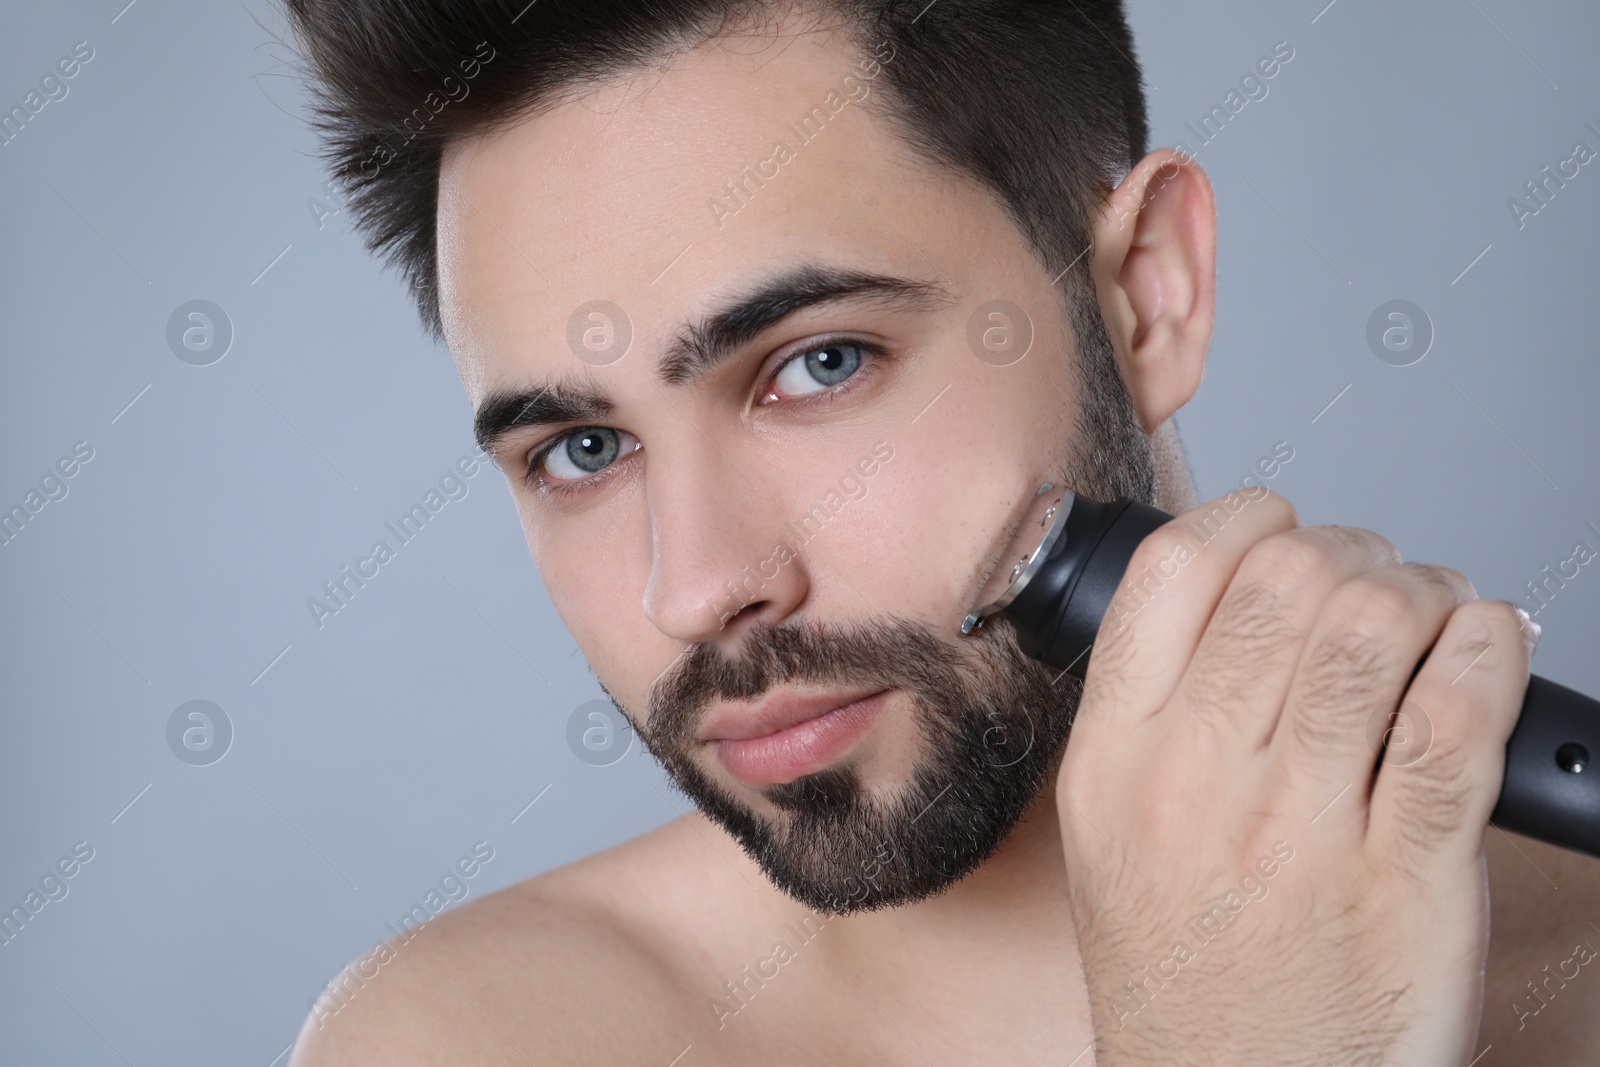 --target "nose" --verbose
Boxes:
[640,437,808,645]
